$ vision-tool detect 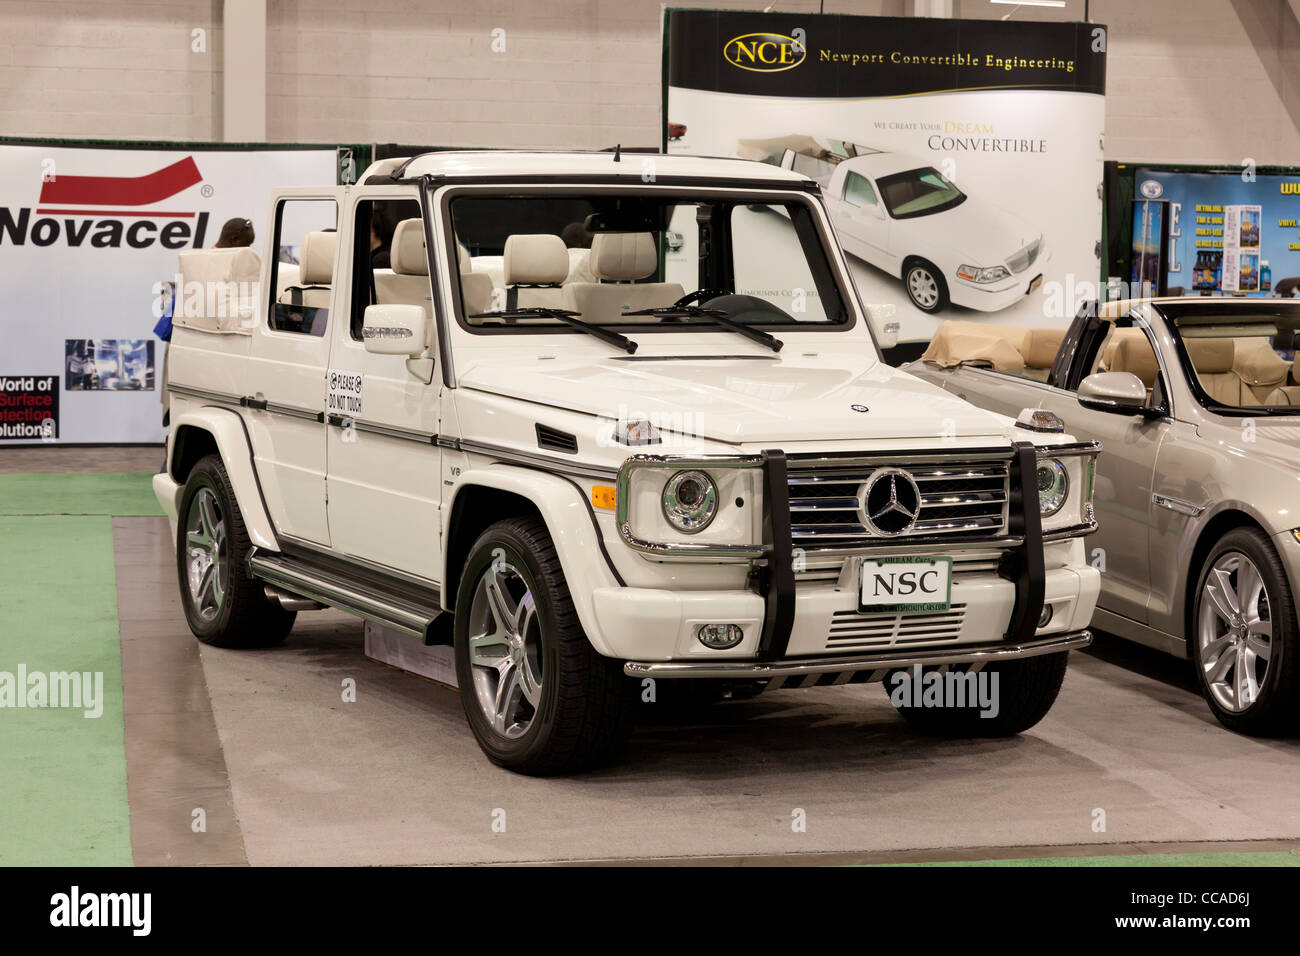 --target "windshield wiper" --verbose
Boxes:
[621,306,784,353]
[469,307,638,354]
